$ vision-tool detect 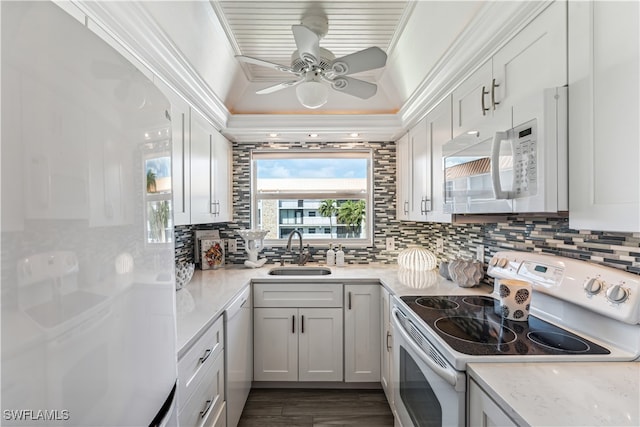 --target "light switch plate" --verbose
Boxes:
[385,237,395,251]
[436,238,444,253]
[476,245,485,263]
